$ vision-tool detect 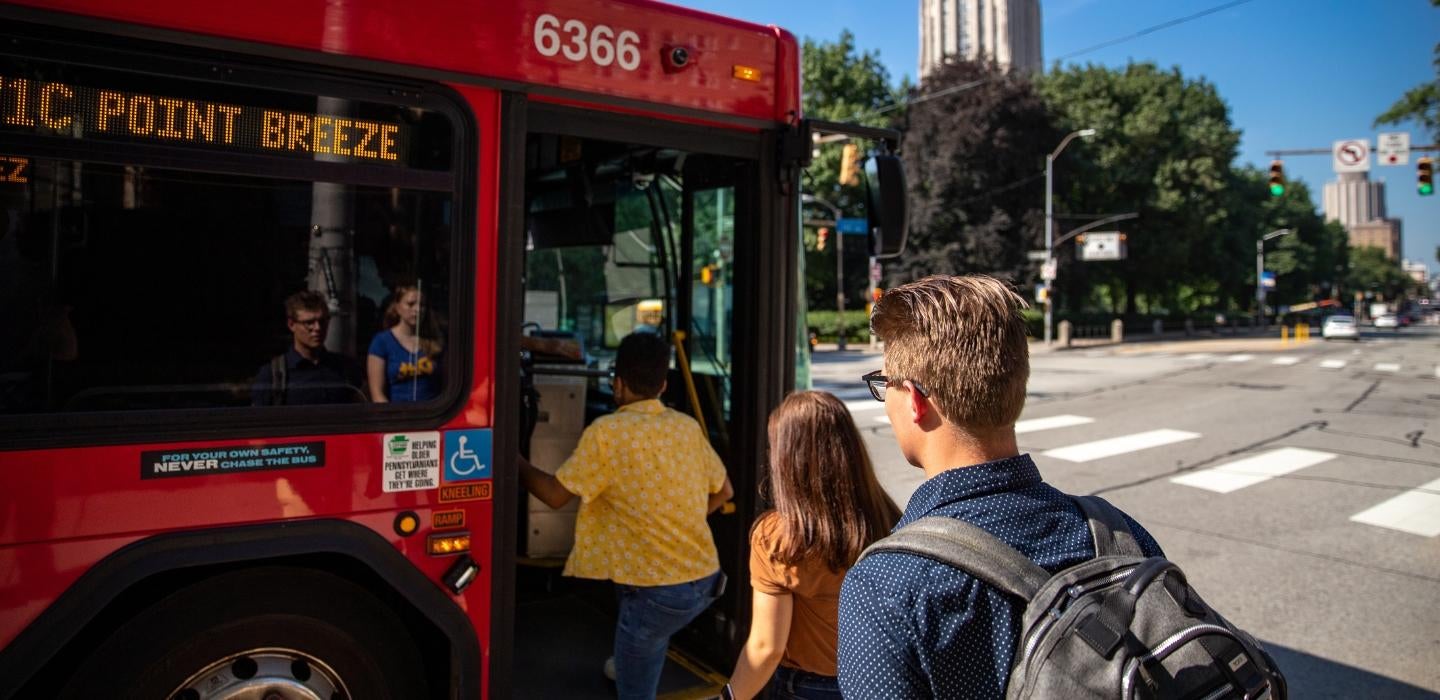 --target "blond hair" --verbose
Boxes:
[869,275,1029,429]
